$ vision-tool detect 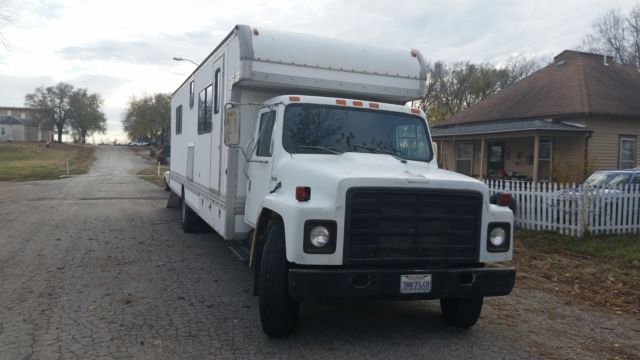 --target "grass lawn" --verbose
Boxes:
[137,163,169,188]
[0,142,95,181]
[515,230,640,315]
